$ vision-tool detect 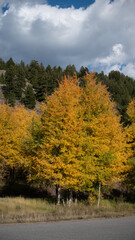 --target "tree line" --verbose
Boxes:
[0,72,135,204]
[0,57,135,125]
